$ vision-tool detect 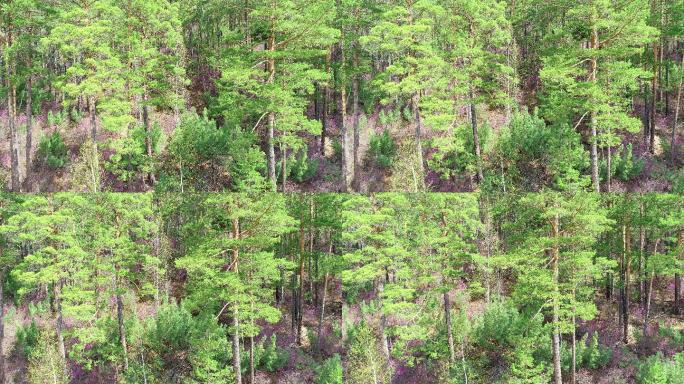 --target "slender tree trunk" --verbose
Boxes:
[0,272,5,384]
[672,52,684,164]
[377,281,391,361]
[469,89,484,185]
[25,69,33,189]
[321,49,331,156]
[266,32,277,191]
[650,39,659,154]
[249,336,255,384]
[54,282,67,376]
[445,291,456,366]
[143,92,156,185]
[231,218,242,384]
[340,39,353,192]
[589,23,600,192]
[297,216,305,346]
[551,213,563,384]
[281,147,287,192]
[116,290,129,371]
[90,96,98,144]
[675,230,683,315]
[571,312,576,384]
[643,239,659,336]
[316,272,328,354]
[413,93,425,181]
[621,224,630,343]
[352,44,361,190]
